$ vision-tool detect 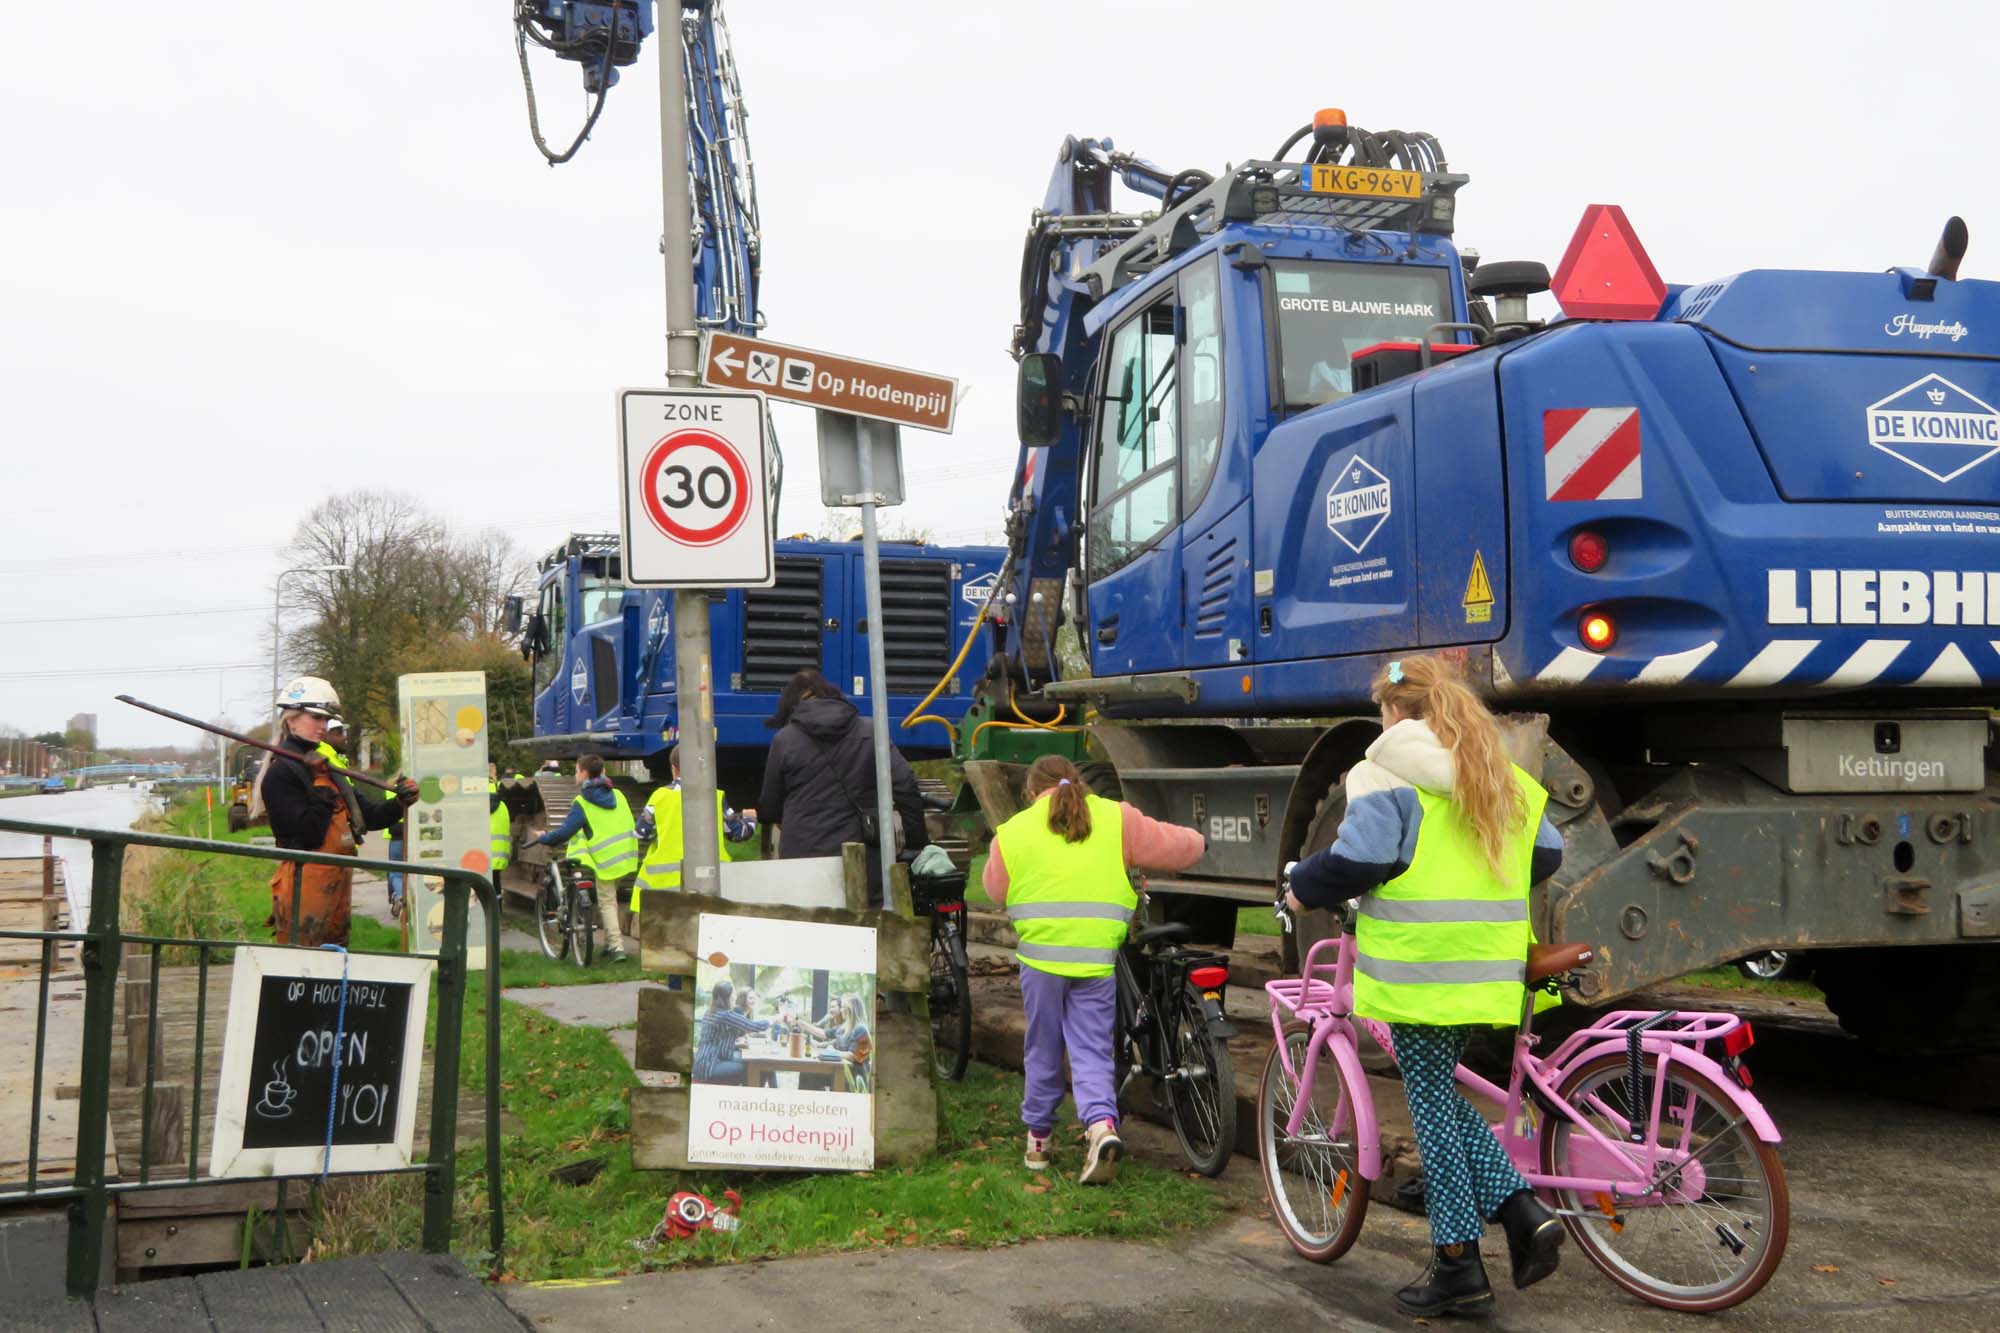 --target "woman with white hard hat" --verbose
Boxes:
[263,676,416,946]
